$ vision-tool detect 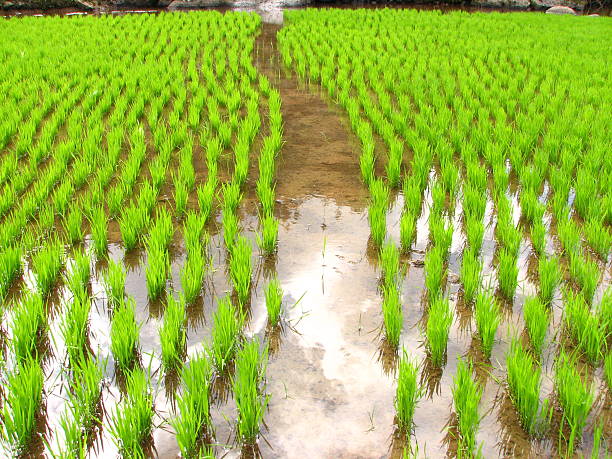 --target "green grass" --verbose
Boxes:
[538,256,561,305]
[197,180,216,224]
[584,217,611,259]
[429,215,453,255]
[119,205,149,251]
[395,349,422,432]
[256,181,275,218]
[265,277,283,326]
[382,283,402,347]
[426,296,453,367]
[32,239,63,297]
[0,246,21,299]
[145,240,169,300]
[60,292,91,366]
[257,214,279,256]
[530,221,546,256]
[103,258,126,307]
[497,248,518,300]
[0,357,44,454]
[229,236,252,305]
[222,210,239,252]
[460,248,481,305]
[523,296,549,357]
[568,251,600,303]
[160,294,187,371]
[424,246,446,303]
[109,368,154,458]
[63,206,83,245]
[89,205,108,257]
[210,296,244,371]
[554,350,595,454]
[171,352,212,458]
[465,216,485,254]
[506,338,550,436]
[368,203,386,248]
[452,359,483,456]
[605,352,612,389]
[65,248,90,298]
[563,290,605,364]
[110,296,140,371]
[233,339,268,443]
[10,290,46,363]
[180,250,205,305]
[474,290,500,359]
[380,241,400,288]
[399,211,416,253]
[222,180,243,214]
